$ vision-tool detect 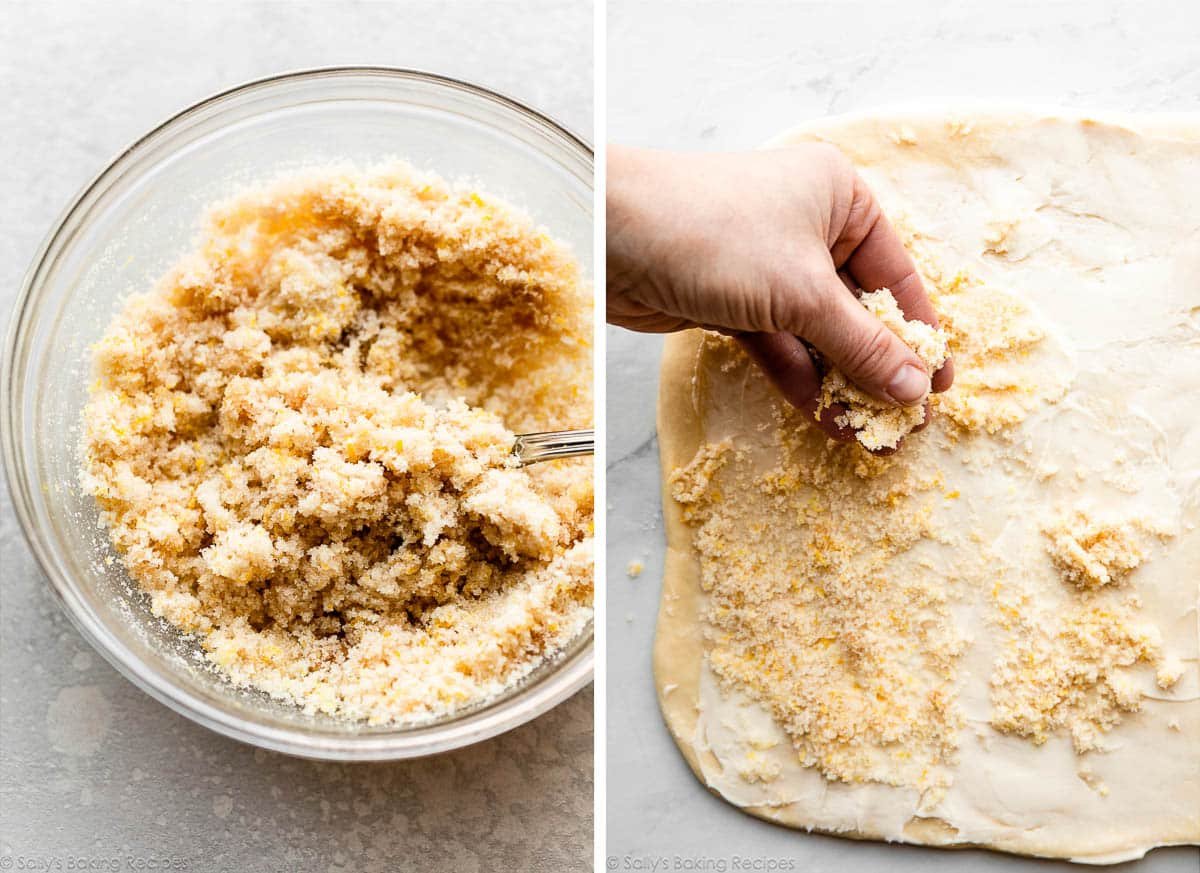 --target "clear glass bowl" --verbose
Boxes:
[1,67,594,760]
